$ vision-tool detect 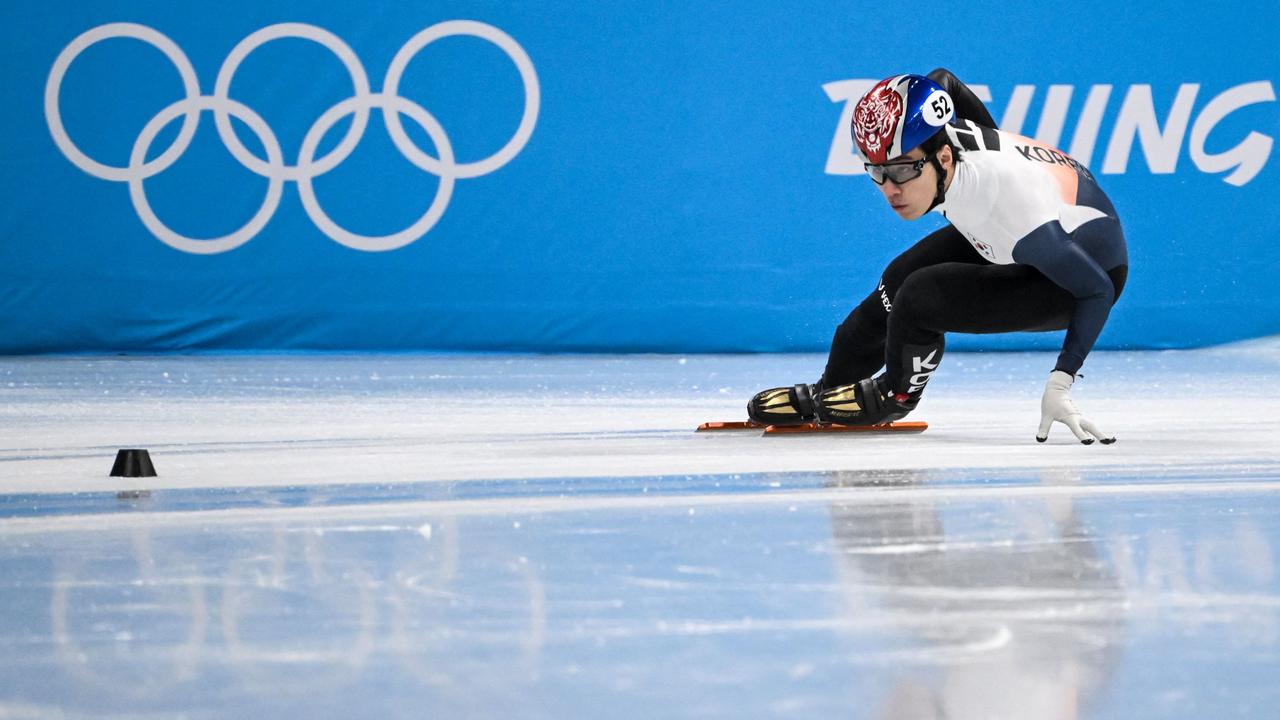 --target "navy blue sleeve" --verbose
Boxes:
[1011,222,1116,375]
